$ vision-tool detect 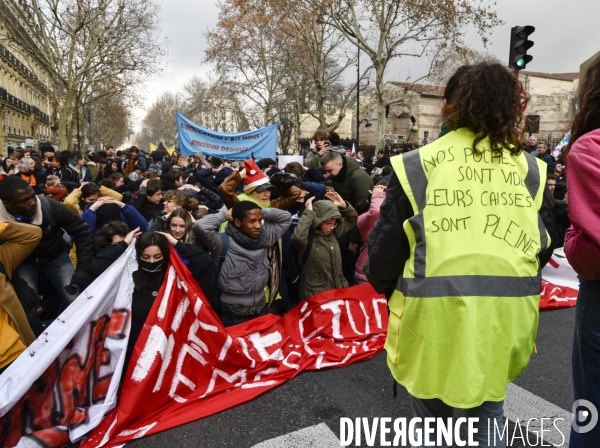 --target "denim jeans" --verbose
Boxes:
[411,397,505,447]
[570,279,600,447]
[16,250,77,320]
